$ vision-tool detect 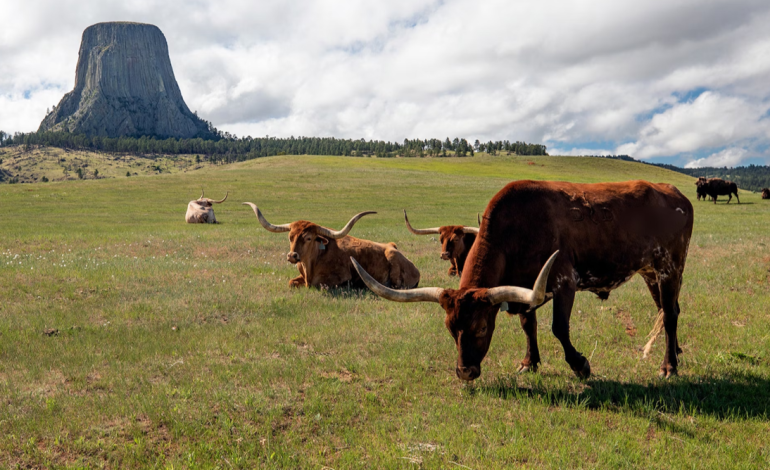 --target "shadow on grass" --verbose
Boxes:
[470,371,770,420]
[322,285,373,299]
